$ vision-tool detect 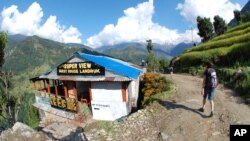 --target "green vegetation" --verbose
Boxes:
[17,92,40,128]
[103,46,147,64]
[145,40,169,73]
[172,21,250,99]
[213,15,227,36]
[217,67,250,98]
[0,32,8,67]
[0,31,14,128]
[234,10,242,25]
[0,35,86,130]
[3,36,81,73]
[146,39,158,72]
[141,73,174,106]
[197,16,214,42]
[242,11,250,23]
[159,59,169,73]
